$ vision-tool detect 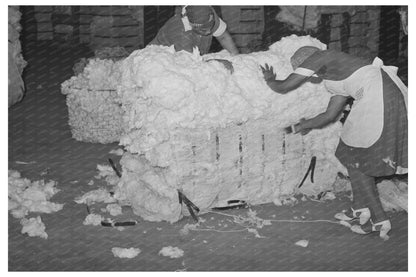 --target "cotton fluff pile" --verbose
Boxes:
[61,58,124,143]
[110,35,348,223]
[9,170,64,239]
[8,6,27,107]
[377,180,408,212]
